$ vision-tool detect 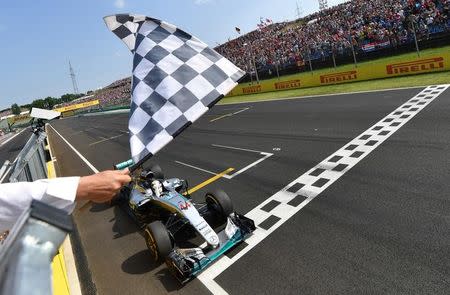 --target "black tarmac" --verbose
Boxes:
[0,129,32,181]
[47,87,450,295]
